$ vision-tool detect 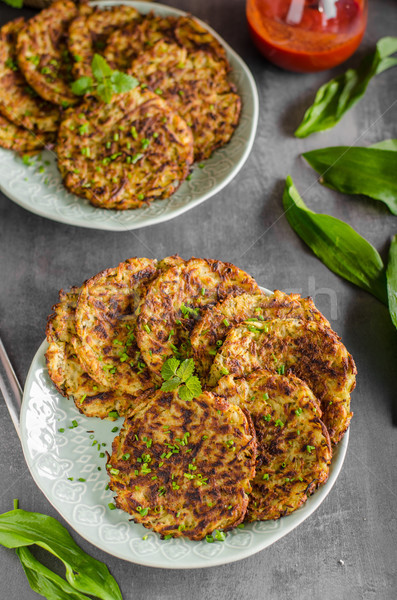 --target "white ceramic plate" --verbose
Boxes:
[0,1,258,231]
[20,285,348,569]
